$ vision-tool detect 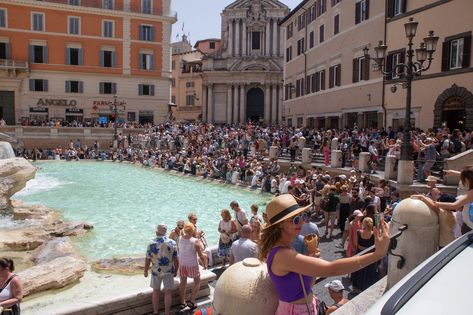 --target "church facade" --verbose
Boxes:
[201,0,289,125]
